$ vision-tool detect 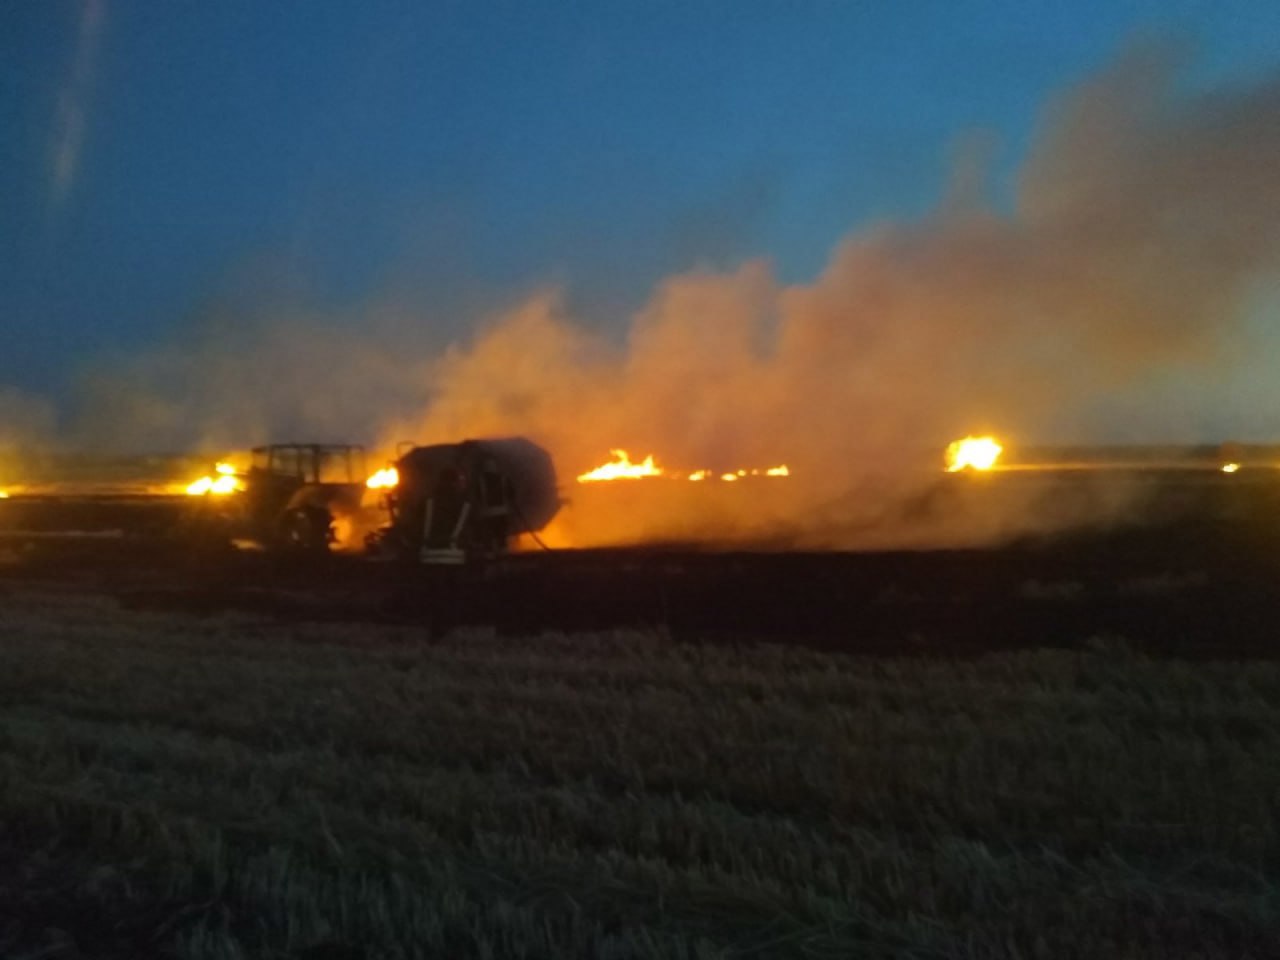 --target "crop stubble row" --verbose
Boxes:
[1,586,1278,958]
